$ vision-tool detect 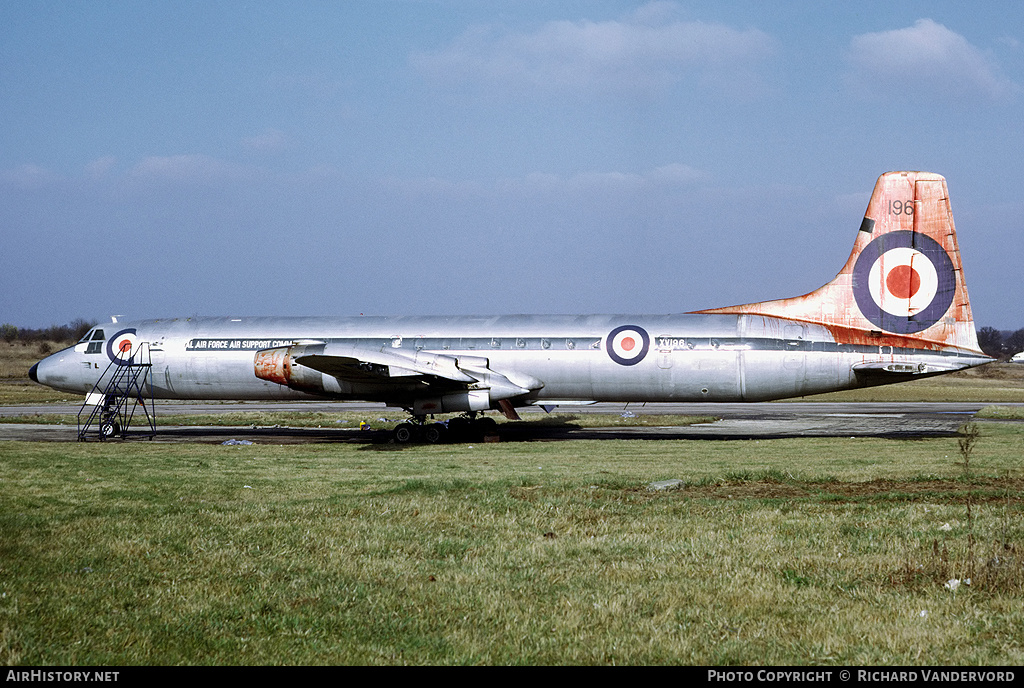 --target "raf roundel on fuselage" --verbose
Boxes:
[105,329,139,365]
[605,325,650,366]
